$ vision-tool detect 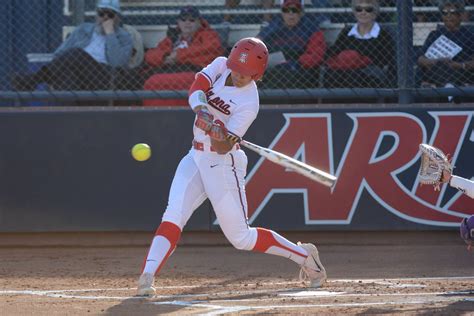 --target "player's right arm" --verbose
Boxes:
[442,169,474,199]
